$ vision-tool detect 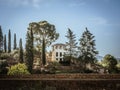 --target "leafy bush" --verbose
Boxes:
[7,63,30,75]
[0,60,8,74]
[0,53,10,60]
[102,54,118,73]
[11,49,19,60]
